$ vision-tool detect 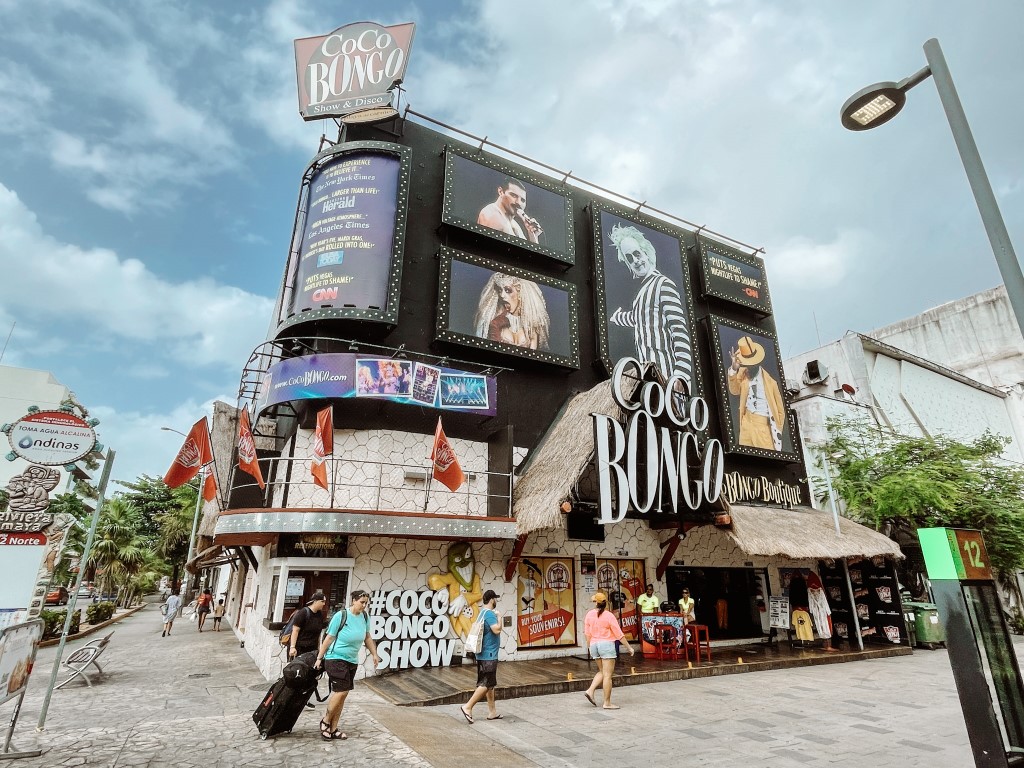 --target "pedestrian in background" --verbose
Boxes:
[161,590,182,638]
[314,590,380,741]
[583,591,634,710]
[460,589,503,724]
[212,599,226,631]
[196,588,214,632]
